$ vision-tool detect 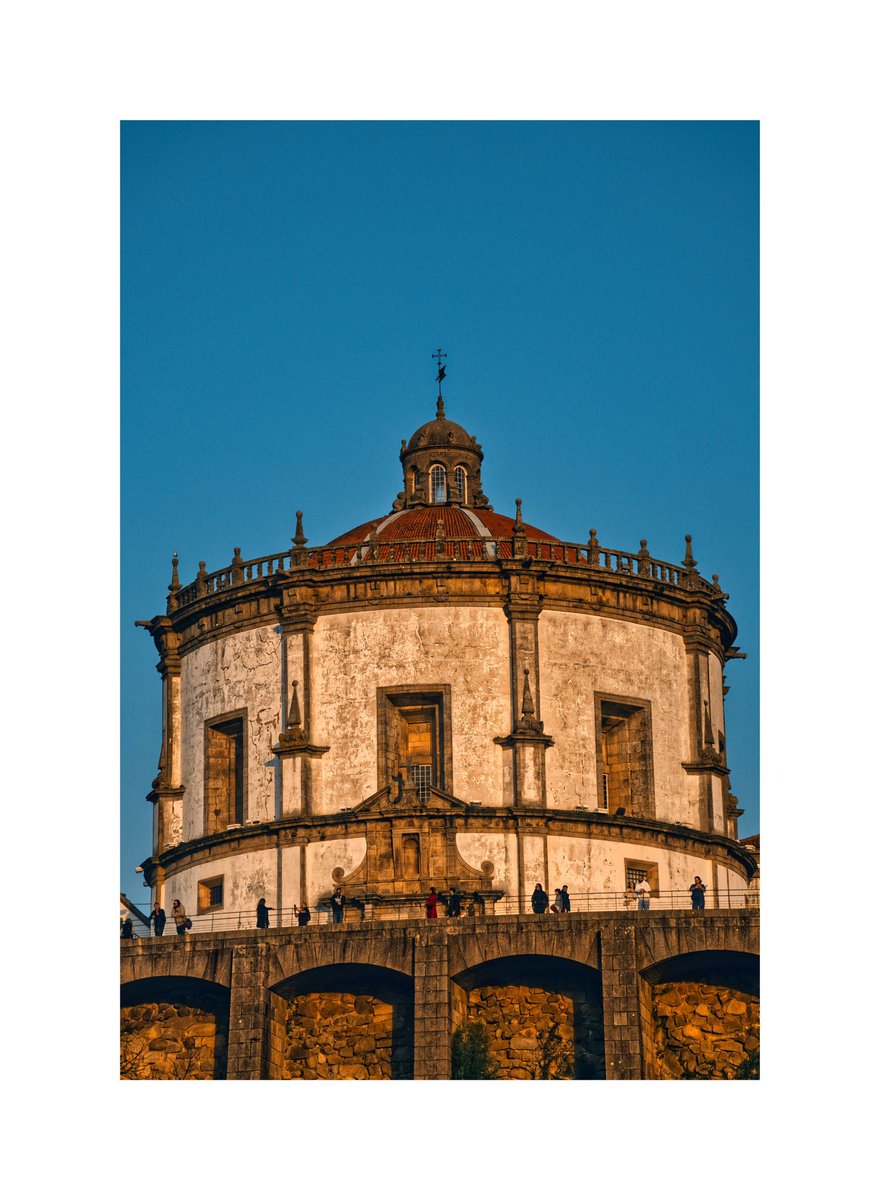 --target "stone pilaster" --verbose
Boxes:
[226,943,271,1080]
[499,568,553,808]
[413,930,452,1080]
[275,601,328,815]
[600,922,647,1080]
